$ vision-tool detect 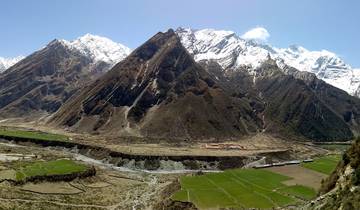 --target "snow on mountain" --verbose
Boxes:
[0,56,25,72]
[274,46,360,95]
[61,33,131,67]
[1,34,130,75]
[176,27,360,97]
[176,28,271,70]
